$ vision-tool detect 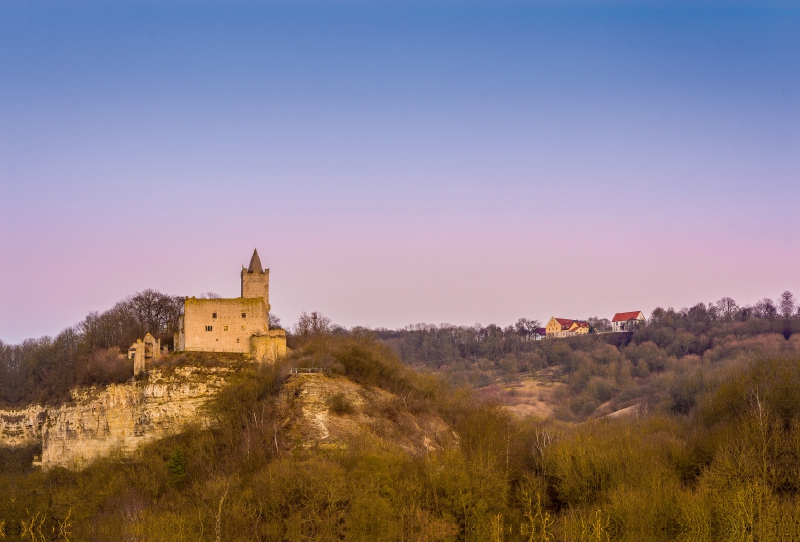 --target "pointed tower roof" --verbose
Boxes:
[247,249,264,274]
